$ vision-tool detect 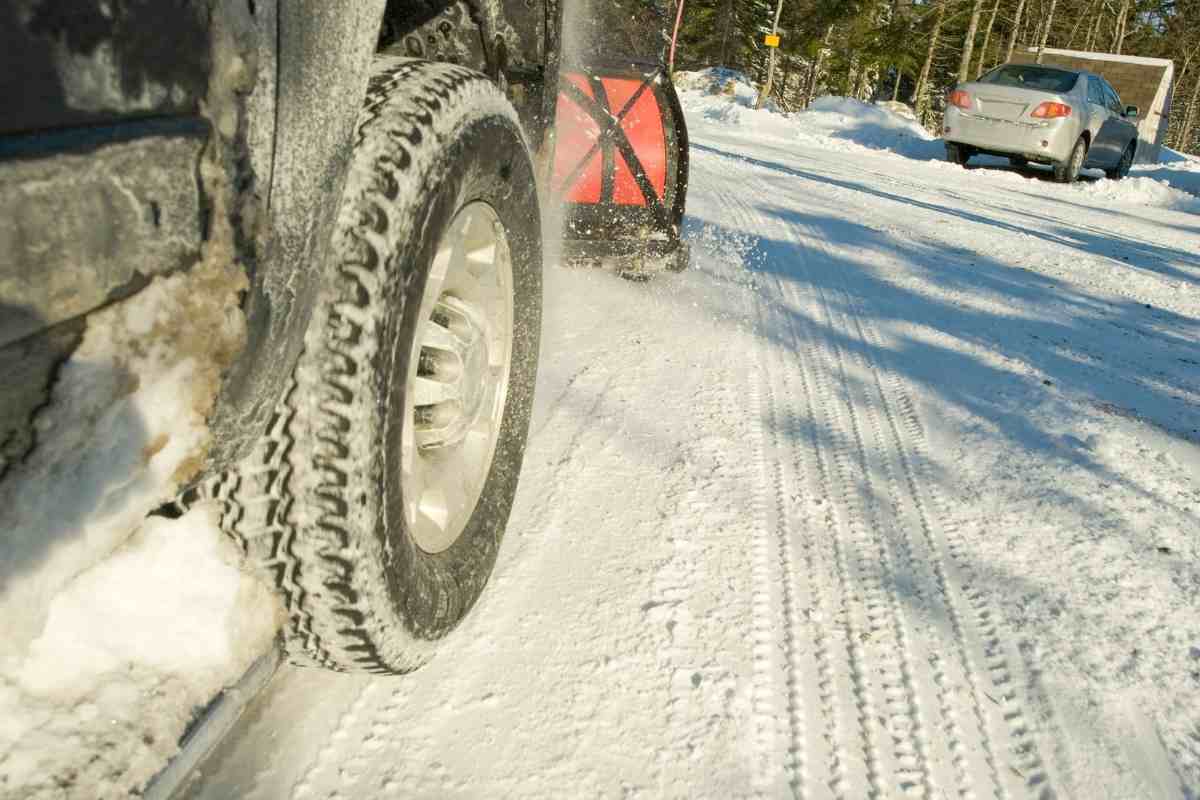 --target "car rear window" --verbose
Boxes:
[979,65,1079,93]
